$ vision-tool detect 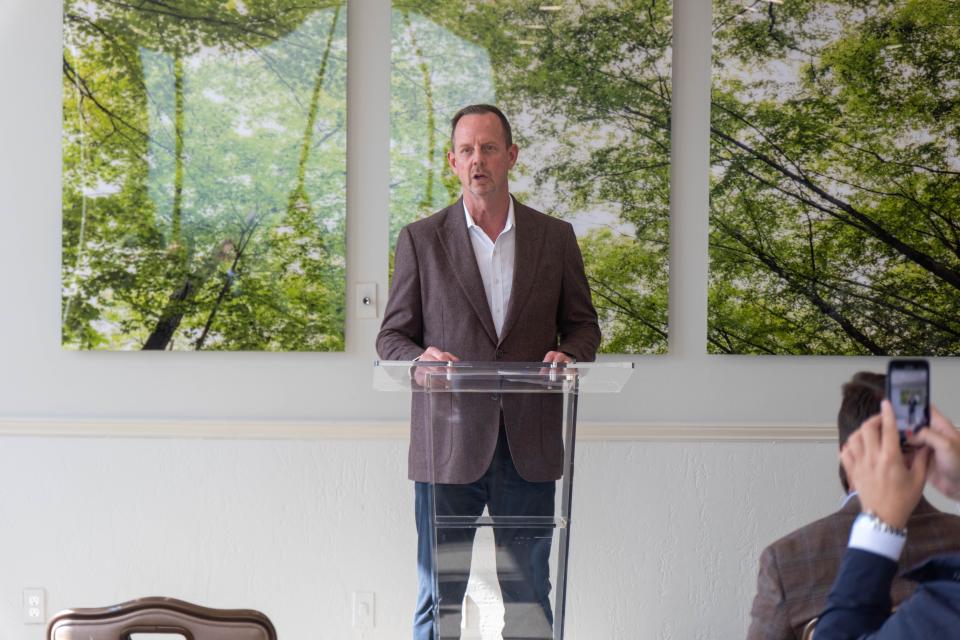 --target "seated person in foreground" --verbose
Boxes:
[747,372,960,640]
[816,401,960,638]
